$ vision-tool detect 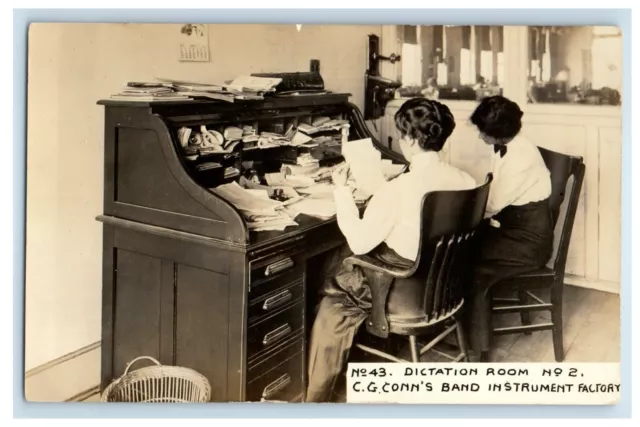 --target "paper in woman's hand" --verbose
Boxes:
[341,138,386,197]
